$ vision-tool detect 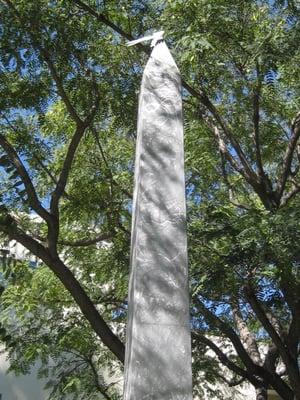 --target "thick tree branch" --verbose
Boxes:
[278,266,300,363]
[50,97,101,218]
[0,215,125,363]
[196,298,258,373]
[193,332,261,387]
[196,297,294,400]
[244,285,288,362]
[231,301,262,365]
[50,125,86,217]
[265,310,286,341]
[263,344,279,374]
[287,312,300,363]
[244,284,300,397]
